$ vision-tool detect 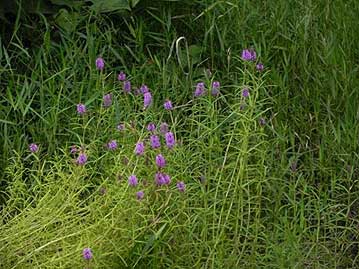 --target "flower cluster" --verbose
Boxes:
[241,49,264,72]
[241,49,256,61]
[82,247,93,260]
[29,143,39,153]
